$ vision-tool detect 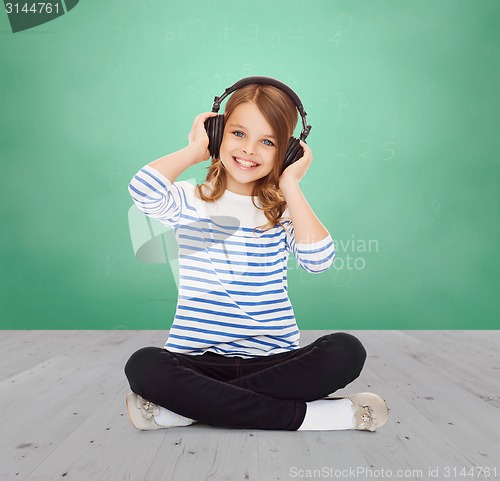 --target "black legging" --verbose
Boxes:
[124,332,367,431]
